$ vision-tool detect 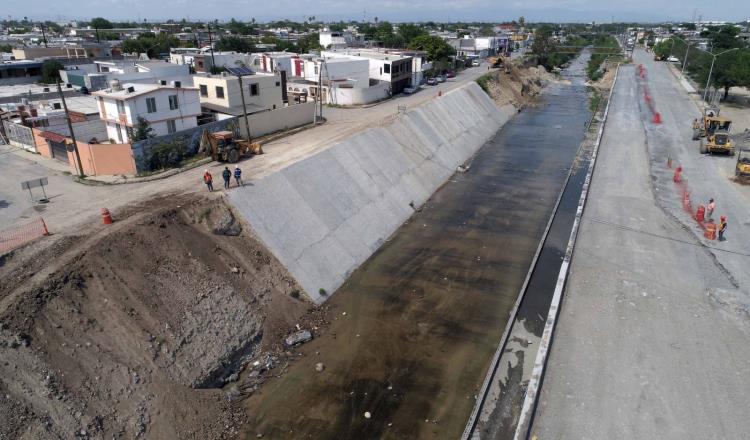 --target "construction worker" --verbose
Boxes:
[203,169,213,192]
[707,198,715,219]
[222,166,231,190]
[234,165,243,187]
[719,216,728,241]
